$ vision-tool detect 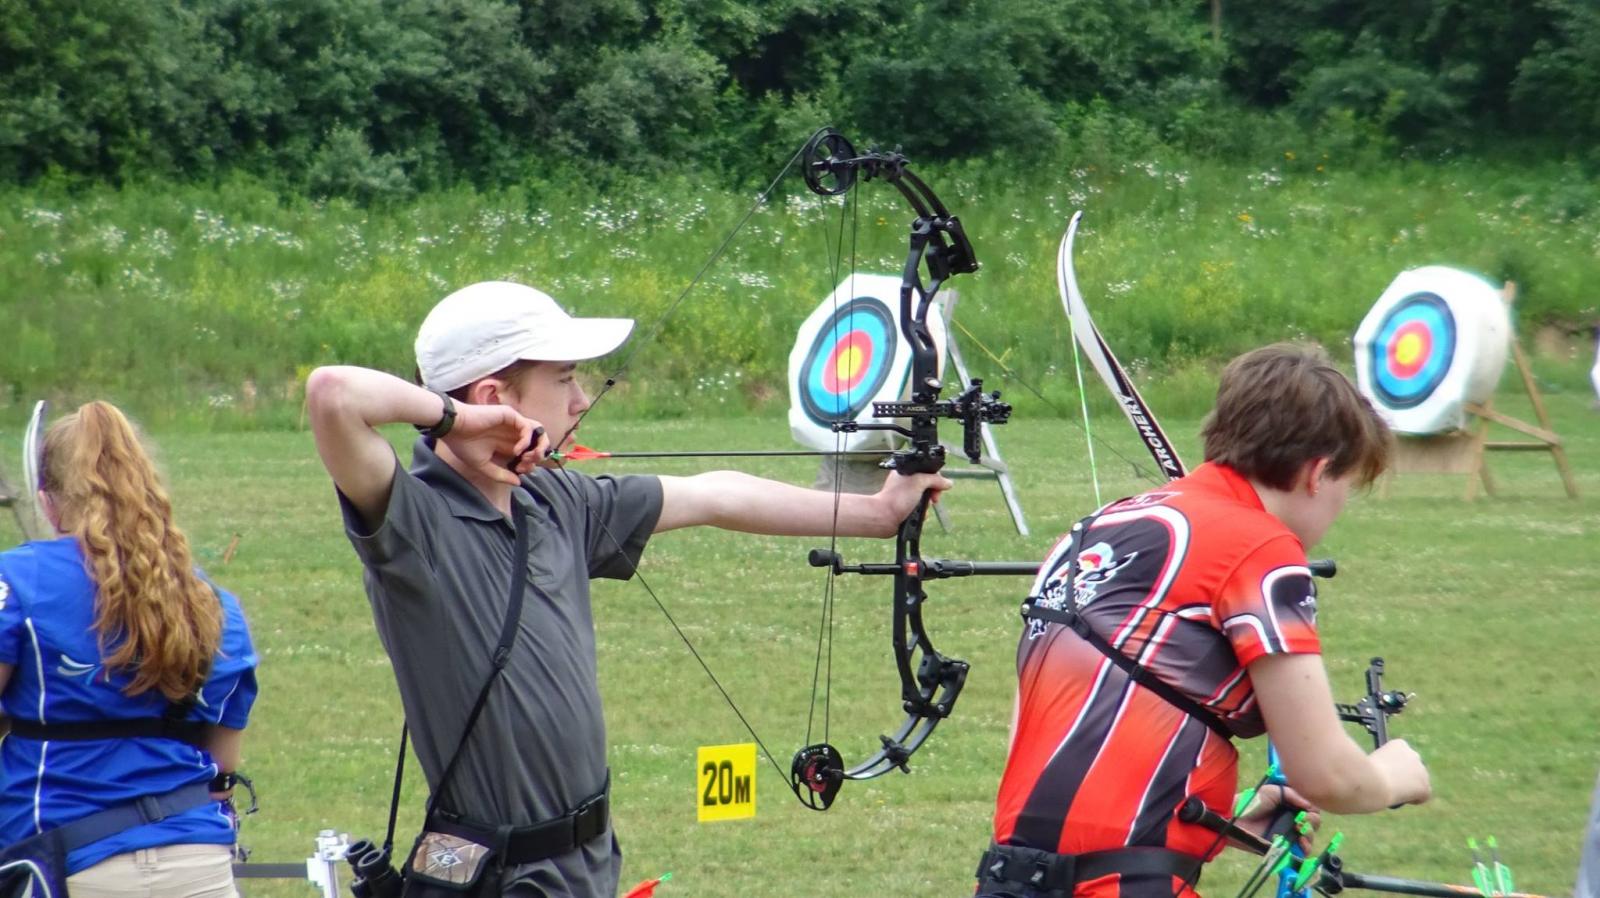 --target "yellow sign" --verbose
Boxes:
[696,743,756,822]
